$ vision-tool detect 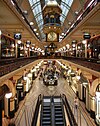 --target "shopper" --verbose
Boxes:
[74,96,79,109]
